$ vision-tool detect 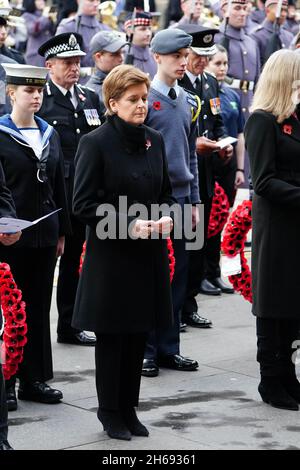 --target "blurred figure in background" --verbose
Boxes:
[0,16,25,63]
